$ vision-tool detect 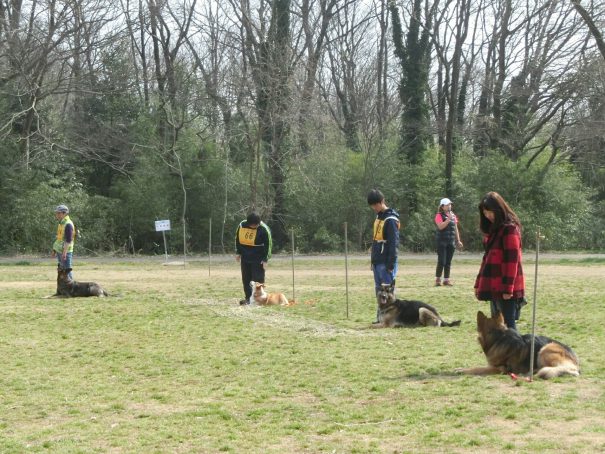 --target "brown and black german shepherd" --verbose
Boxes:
[457,311,580,379]
[56,268,108,297]
[372,282,461,328]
